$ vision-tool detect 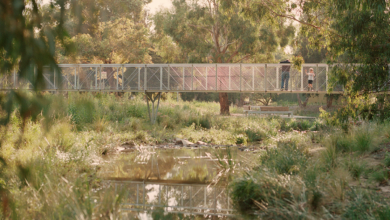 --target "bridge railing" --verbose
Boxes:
[0,63,349,92]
